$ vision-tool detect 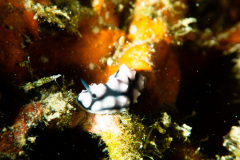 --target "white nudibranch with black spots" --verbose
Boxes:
[76,64,145,114]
